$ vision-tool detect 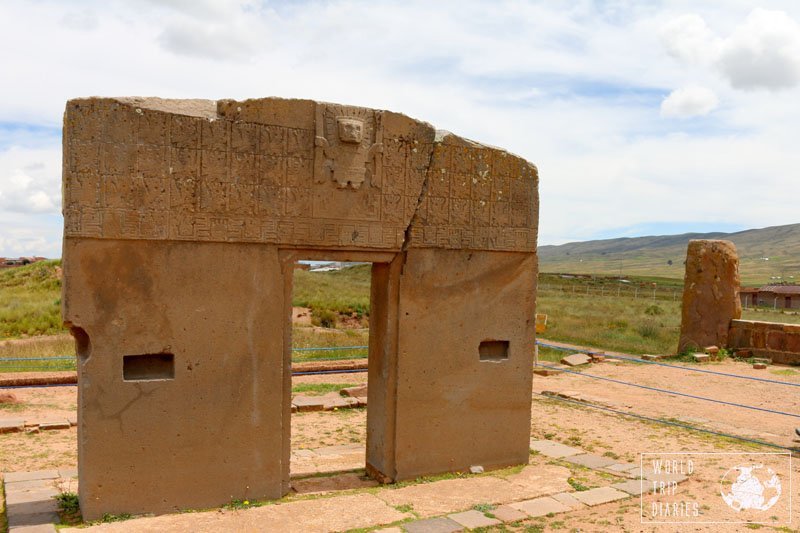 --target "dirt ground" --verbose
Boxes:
[2,360,800,530]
